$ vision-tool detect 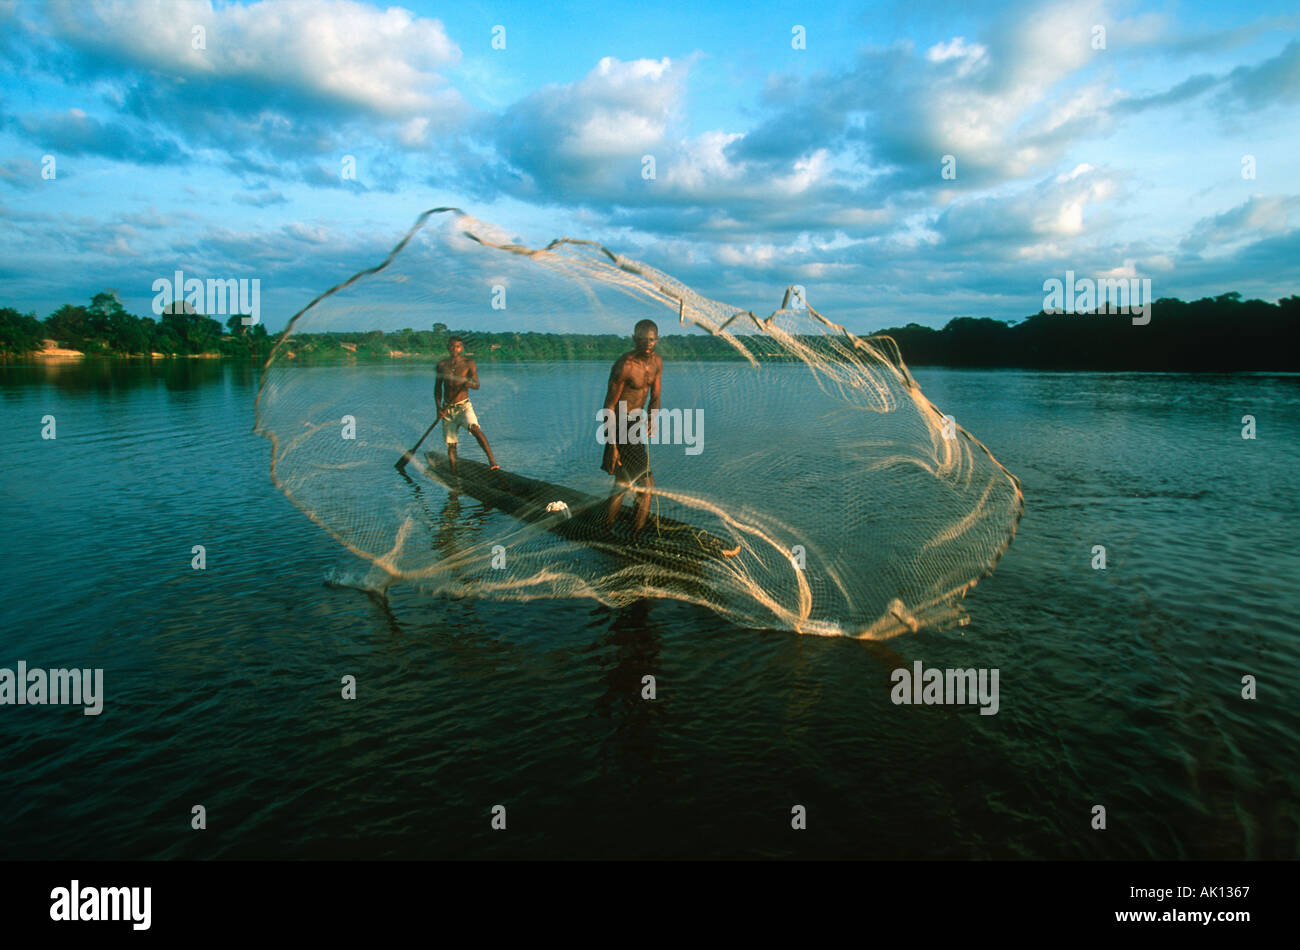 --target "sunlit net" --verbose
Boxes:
[255,208,1023,639]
